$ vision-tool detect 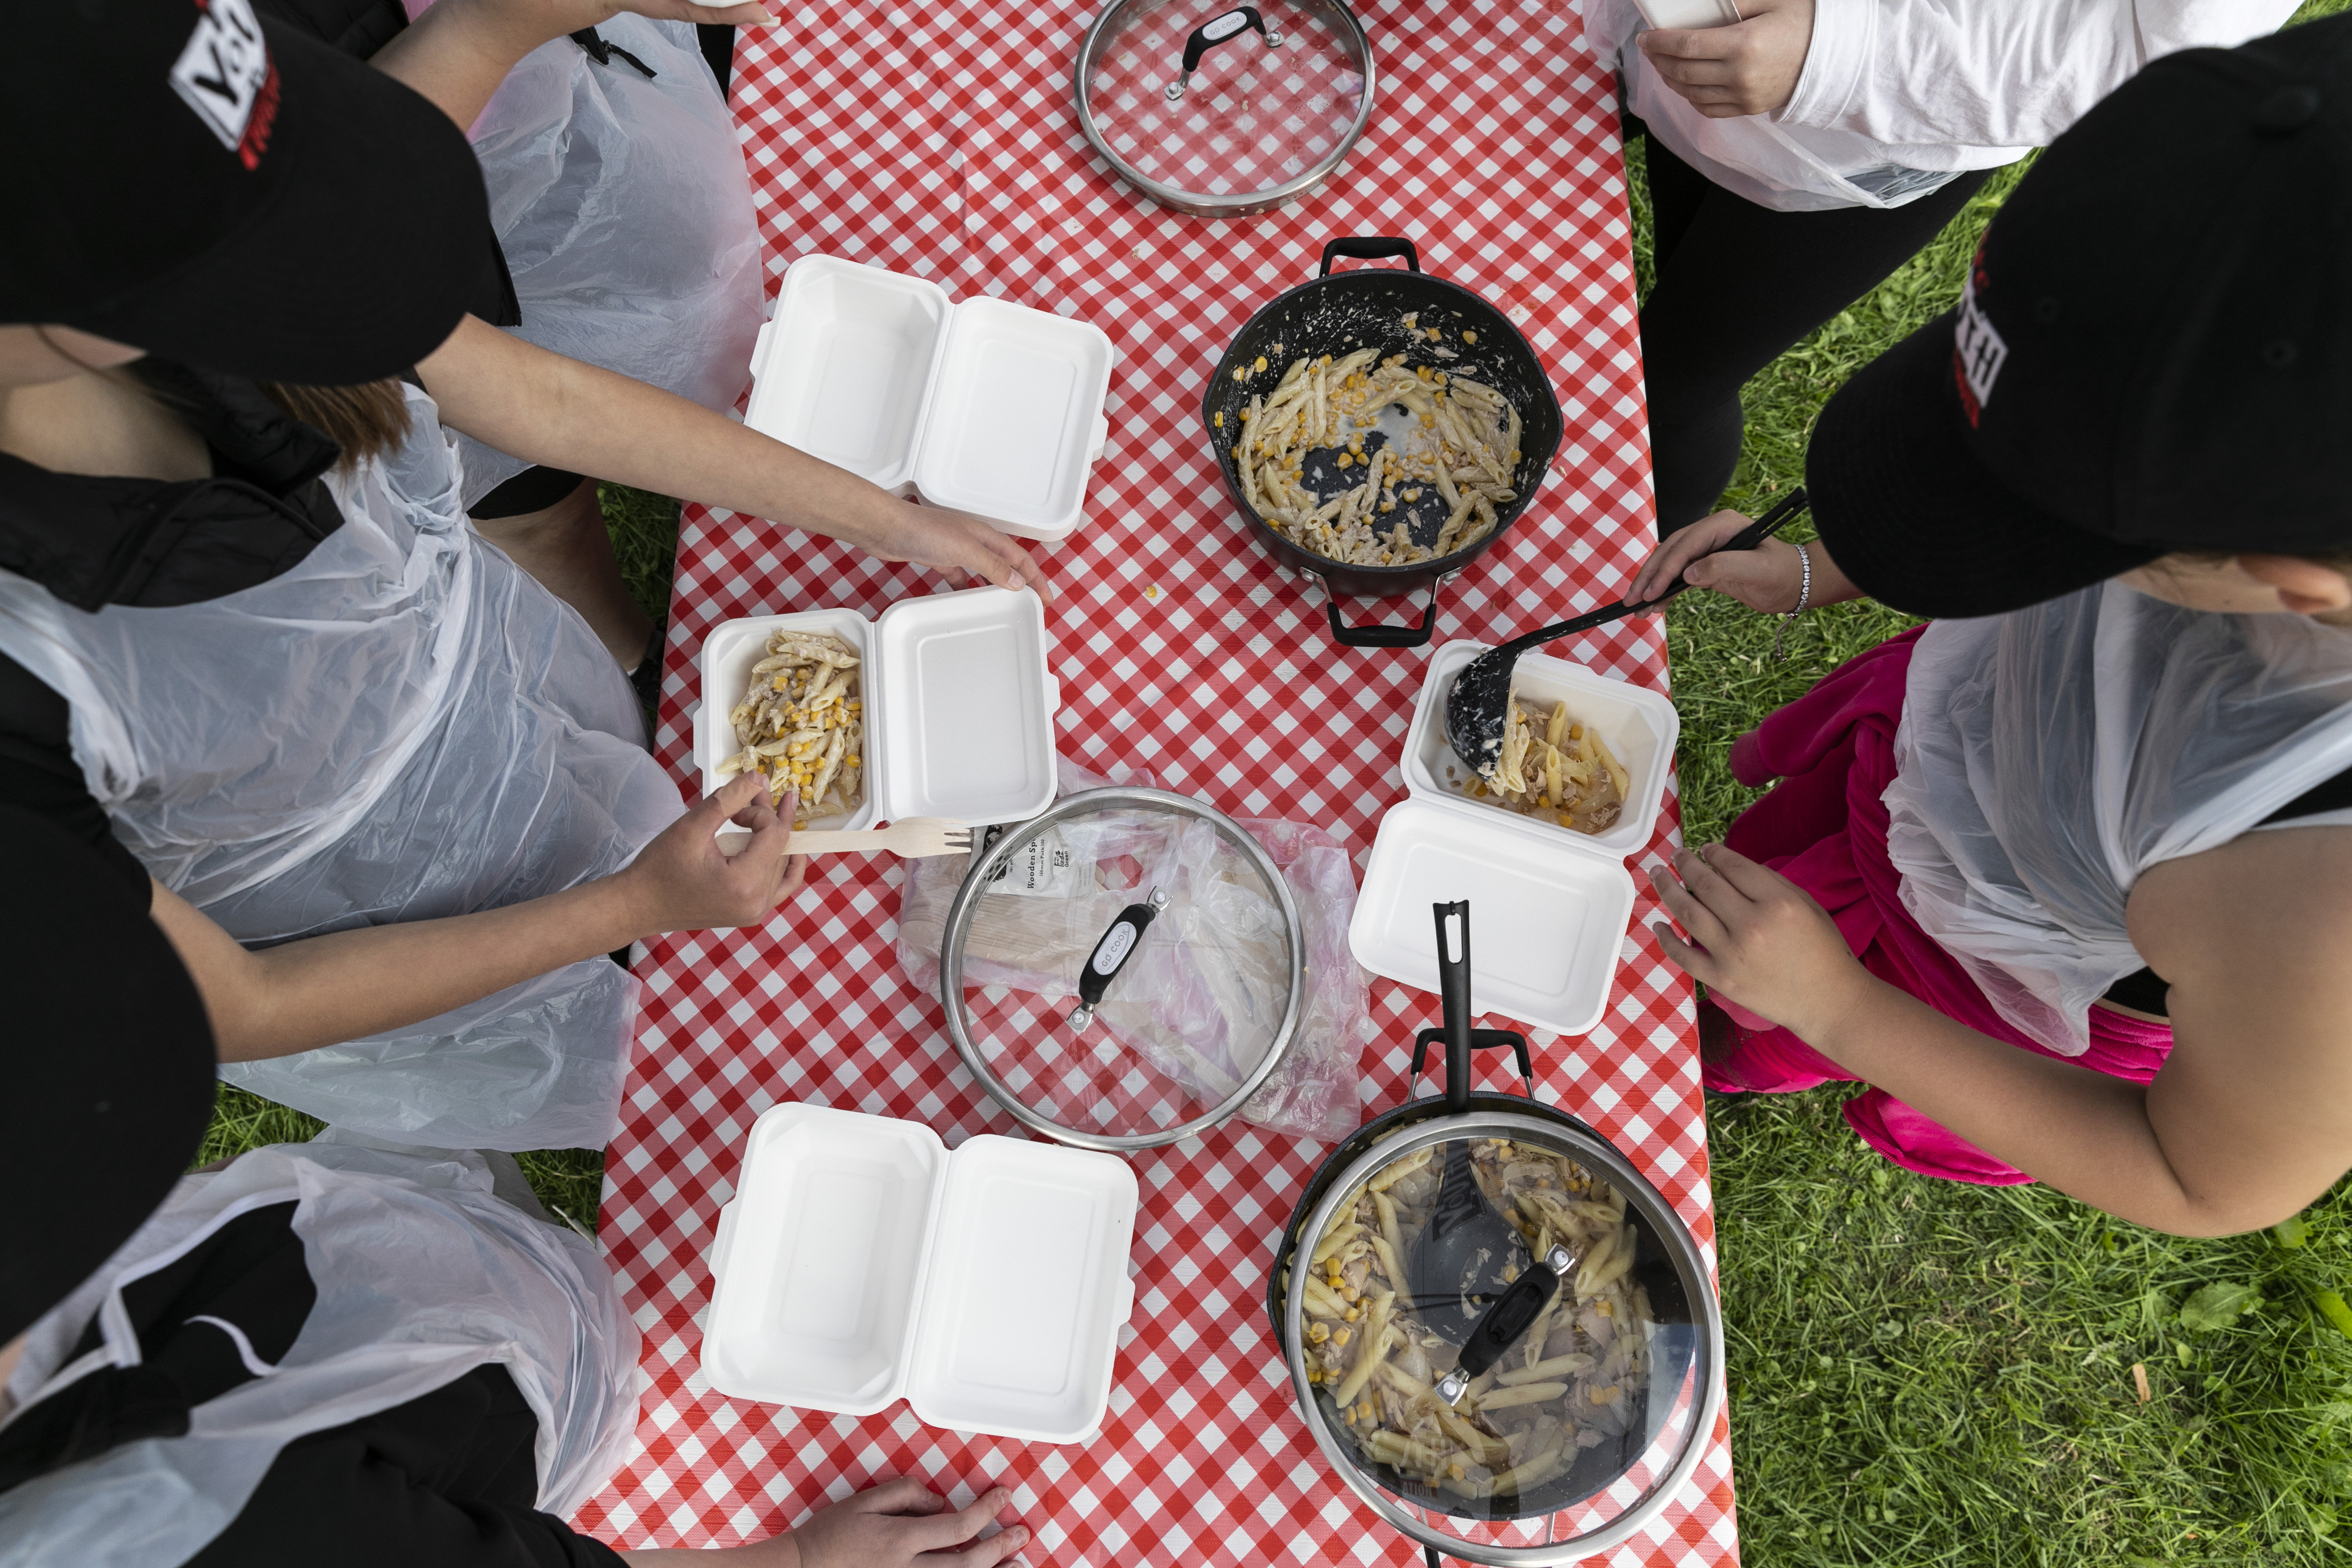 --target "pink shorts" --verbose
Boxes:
[1701,626,2173,1186]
